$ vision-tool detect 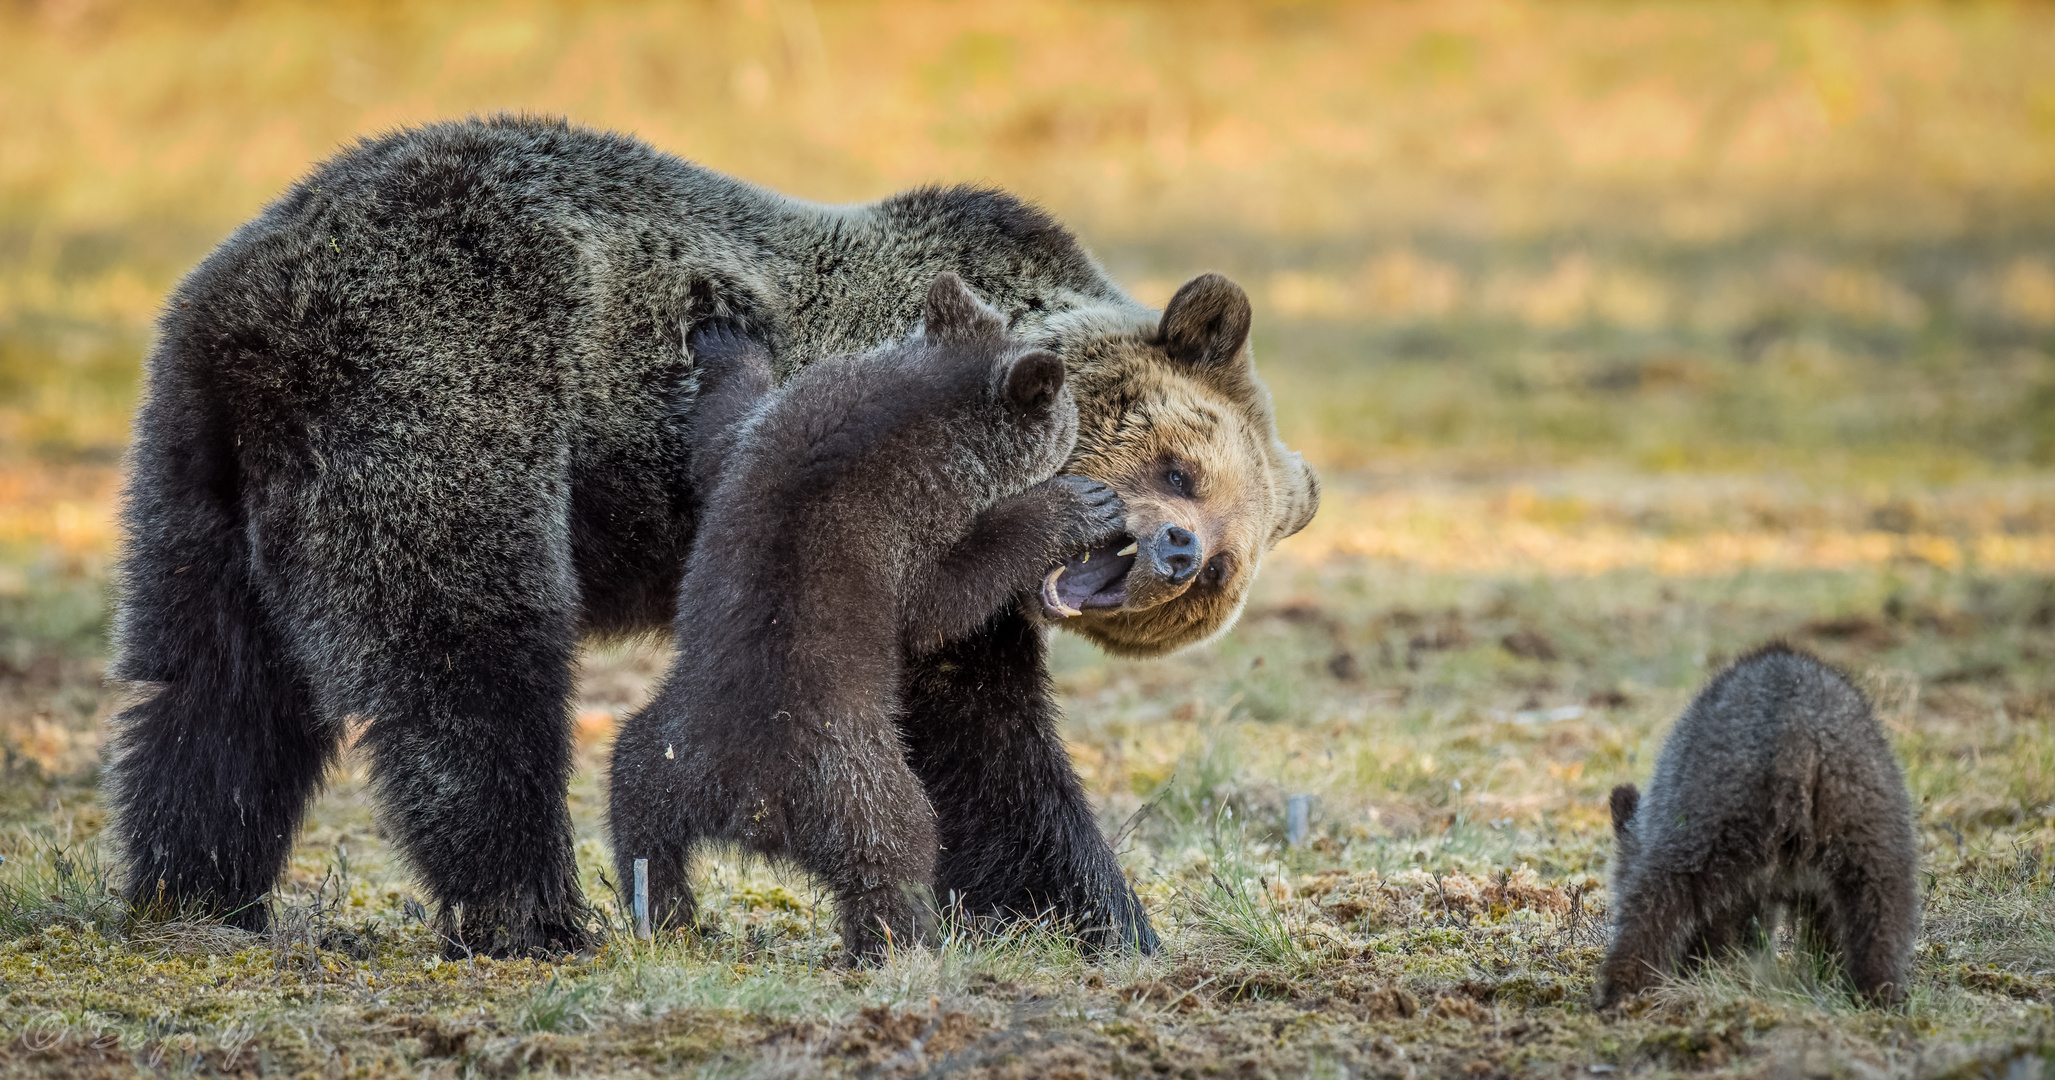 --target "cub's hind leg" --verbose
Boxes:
[606,717,702,934]
[780,723,938,964]
[1822,844,1918,1005]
